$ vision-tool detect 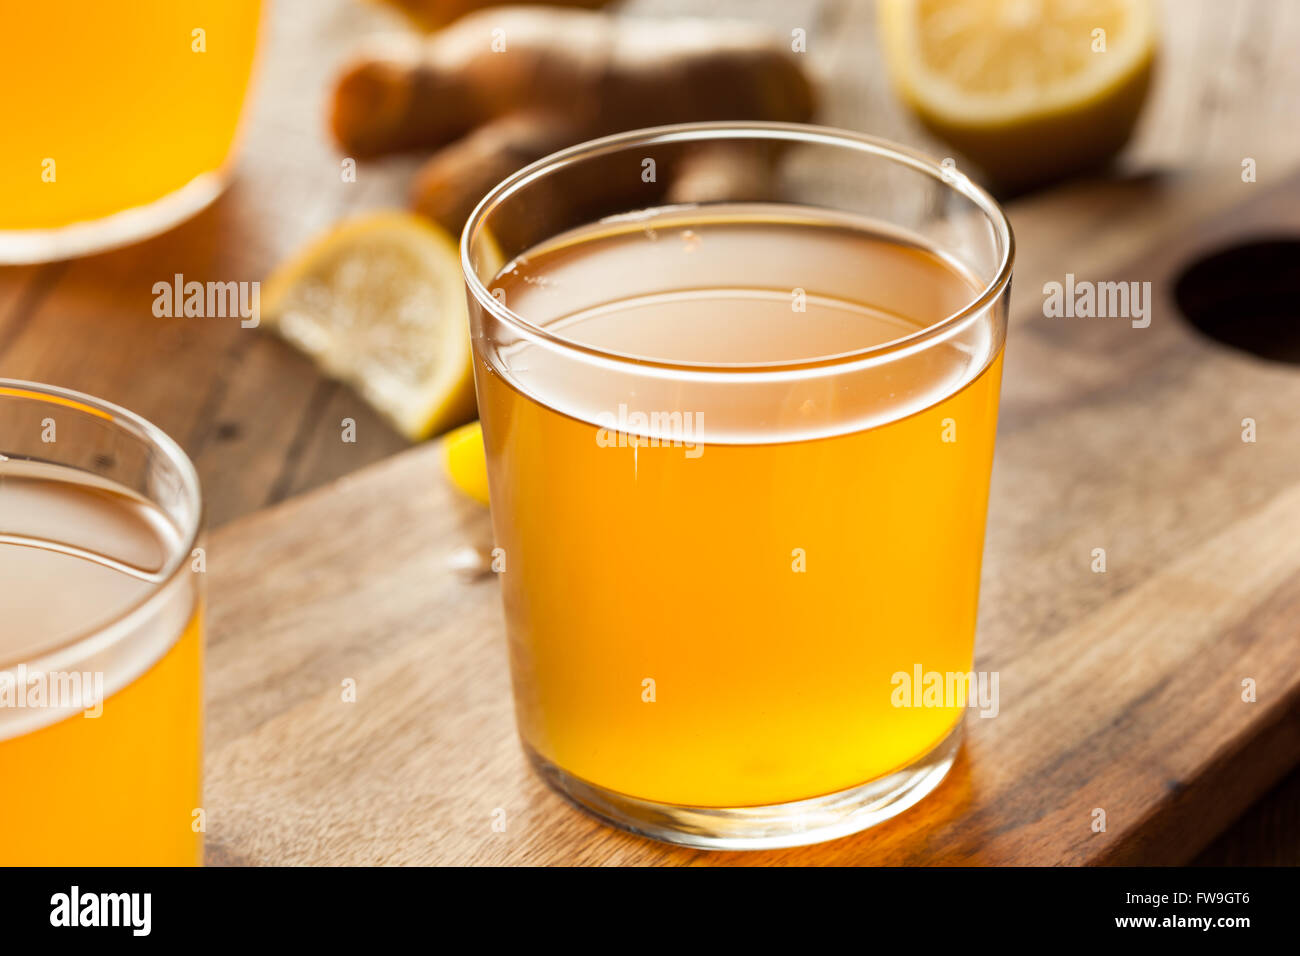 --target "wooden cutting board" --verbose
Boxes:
[203,168,1300,865]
